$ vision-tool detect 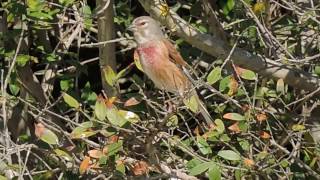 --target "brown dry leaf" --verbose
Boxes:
[193,126,200,136]
[79,156,91,175]
[256,113,267,122]
[260,131,271,139]
[241,104,250,112]
[132,161,149,176]
[88,149,103,159]
[102,146,108,155]
[124,97,140,107]
[34,123,45,138]
[244,158,255,168]
[234,65,246,75]
[108,135,119,144]
[228,122,241,133]
[228,76,239,96]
